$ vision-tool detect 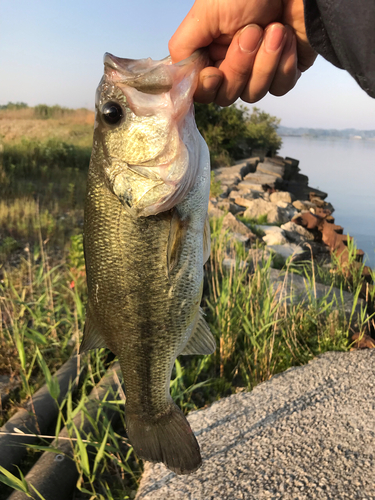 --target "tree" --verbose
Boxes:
[194,103,282,167]
[245,107,282,157]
